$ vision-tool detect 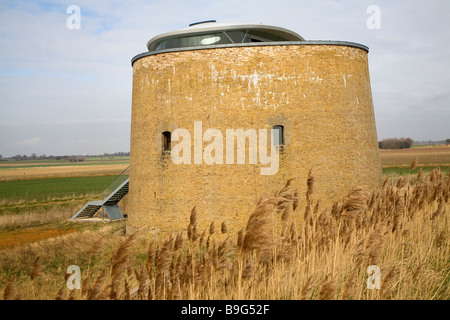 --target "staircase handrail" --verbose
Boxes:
[101,166,130,203]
